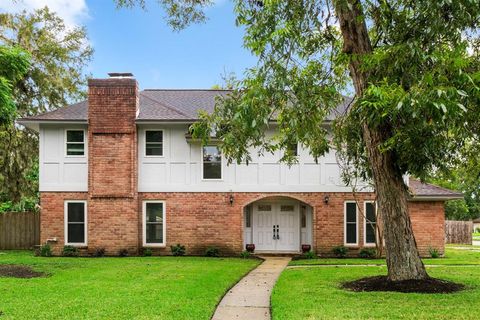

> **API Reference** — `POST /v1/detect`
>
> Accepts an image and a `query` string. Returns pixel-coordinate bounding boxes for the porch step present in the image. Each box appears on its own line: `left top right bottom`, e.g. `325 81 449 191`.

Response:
253 252 300 258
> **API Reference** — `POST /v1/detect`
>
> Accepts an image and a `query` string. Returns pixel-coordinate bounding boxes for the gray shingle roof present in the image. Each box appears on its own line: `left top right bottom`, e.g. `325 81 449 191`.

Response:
409 178 463 200
19 89 352 122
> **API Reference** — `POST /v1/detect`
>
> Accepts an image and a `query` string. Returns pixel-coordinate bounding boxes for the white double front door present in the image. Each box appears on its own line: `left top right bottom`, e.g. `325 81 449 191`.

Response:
252 201 300 252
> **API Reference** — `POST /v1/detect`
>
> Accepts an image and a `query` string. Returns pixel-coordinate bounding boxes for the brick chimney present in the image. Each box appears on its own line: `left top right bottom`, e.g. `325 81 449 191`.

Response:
87 73 139 254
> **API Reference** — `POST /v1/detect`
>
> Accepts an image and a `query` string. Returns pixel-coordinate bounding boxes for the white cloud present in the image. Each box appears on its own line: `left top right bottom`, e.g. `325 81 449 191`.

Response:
0 0 89 27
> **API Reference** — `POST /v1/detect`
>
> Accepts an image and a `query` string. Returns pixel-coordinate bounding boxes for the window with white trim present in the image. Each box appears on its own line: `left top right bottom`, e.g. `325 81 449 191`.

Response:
345 202 358 245
65 201 87 245
143 201 166 246
145 130 163 156
287 142 298 156
365 202 377 245
66 130 85 156
202 145 222 179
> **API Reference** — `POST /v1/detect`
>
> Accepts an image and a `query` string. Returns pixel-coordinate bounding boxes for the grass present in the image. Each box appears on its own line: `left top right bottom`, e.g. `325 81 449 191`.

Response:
271 265 480 319
0 251 260 320
473 232 480 241
290 245 480 266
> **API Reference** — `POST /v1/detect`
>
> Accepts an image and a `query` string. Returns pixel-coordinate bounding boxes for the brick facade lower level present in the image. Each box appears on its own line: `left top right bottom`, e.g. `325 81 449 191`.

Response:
40 192 445 257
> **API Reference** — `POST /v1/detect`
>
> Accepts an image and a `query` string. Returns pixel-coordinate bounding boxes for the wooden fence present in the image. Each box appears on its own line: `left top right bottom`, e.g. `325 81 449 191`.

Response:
445 220 473 244
0 212 40 250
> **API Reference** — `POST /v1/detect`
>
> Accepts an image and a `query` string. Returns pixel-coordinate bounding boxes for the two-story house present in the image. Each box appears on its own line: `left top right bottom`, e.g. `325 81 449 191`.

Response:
18 73 462 256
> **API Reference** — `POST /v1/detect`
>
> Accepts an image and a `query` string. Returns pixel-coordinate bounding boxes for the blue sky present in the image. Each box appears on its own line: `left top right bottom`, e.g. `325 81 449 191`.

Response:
0 0 257 89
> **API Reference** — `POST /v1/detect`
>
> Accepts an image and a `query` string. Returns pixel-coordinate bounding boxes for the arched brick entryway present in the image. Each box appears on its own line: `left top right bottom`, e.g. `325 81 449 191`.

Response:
241 195 314 253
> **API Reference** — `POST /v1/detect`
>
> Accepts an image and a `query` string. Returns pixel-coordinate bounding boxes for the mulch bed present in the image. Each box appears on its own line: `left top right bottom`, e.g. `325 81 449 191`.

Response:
0 264 46 278
342 276 465 294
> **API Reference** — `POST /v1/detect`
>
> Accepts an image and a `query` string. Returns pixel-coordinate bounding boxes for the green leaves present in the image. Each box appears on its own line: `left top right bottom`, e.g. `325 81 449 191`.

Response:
0 8 92 203
0 46 30 124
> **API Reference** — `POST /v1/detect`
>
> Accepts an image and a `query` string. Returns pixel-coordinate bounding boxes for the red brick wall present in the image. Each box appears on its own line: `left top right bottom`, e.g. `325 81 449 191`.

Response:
85 77 139 255
409 201 445 256
40 191 445 256
40 192 88 255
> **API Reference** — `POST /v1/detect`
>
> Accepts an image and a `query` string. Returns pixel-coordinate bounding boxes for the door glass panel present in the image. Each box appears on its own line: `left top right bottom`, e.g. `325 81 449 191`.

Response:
280 205 294 211
258 204 272 211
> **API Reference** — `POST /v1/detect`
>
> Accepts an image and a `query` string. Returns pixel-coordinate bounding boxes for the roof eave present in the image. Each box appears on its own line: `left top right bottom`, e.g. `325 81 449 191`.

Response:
409 194 464 202
17 119 88 132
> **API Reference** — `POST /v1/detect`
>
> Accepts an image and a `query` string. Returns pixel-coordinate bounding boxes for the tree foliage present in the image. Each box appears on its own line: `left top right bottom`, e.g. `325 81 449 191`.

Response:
0 46 30 124
115 0 214 30
0 8 93 203
428 143 480 220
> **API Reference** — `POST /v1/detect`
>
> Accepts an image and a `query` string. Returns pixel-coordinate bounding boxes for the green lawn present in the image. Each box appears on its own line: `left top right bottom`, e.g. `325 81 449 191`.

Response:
473 232 480 241
272 265 479 319
290 245 480 266
273 246 480 319
0 251 260 320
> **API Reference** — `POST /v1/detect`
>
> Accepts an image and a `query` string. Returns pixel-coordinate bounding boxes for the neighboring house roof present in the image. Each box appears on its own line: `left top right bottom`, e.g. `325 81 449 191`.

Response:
408 178 463 201
18 89 352 123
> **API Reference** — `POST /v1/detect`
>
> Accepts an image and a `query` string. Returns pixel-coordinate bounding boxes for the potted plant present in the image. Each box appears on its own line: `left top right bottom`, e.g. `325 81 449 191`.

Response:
246 244 255 253
301 244 311 253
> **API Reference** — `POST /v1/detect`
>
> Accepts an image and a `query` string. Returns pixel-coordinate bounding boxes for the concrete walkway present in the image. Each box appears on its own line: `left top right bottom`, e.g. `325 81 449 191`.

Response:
212 257 291 320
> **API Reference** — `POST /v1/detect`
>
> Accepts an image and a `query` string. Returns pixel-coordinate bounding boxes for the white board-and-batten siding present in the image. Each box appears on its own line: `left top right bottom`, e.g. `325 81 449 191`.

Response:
39 123 357 192
39 124 88 191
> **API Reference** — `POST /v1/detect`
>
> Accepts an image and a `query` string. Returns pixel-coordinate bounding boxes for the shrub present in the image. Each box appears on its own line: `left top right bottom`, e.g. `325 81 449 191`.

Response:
170 244 186 256
118 249 129 257
240 250 251 259
475 228 480 233
429 247 440 258
143 248 153 257
62 245 79 257
332 245 348 258
39 244 52 257
303 251 316 259
205 246 219 257
93 247 105 257
359 248 376 259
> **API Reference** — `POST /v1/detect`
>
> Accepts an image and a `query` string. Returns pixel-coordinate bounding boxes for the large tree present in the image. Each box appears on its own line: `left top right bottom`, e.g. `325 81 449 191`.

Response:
0 46 30 124
0 8 93 203
118 0 480 281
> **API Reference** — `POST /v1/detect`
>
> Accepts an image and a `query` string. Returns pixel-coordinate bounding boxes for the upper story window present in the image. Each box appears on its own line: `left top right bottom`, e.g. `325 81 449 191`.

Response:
344 201 358 245
287 142 298 156
202 145 222 180
364 202 377 245
145 130 163 156
65 201 87 246
66 130 85 156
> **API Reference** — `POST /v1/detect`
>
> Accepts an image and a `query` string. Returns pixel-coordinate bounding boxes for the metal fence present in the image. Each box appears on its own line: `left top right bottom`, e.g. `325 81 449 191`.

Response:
0 212 40 250
445 220 473 244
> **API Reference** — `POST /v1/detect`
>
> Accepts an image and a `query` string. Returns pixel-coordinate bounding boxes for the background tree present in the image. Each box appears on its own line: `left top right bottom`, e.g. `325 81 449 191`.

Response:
0 8 93 206
428 143 480 221
121 0 480 282
0 46 30 124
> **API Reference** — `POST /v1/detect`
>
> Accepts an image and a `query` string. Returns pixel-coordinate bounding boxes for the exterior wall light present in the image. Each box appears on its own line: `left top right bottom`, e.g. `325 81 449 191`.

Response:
324 195 330 205
229 193 234 206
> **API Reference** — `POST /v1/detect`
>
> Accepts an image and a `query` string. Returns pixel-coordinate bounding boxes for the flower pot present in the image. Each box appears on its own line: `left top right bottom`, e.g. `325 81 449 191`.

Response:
246 244 255 253
301 244 311 253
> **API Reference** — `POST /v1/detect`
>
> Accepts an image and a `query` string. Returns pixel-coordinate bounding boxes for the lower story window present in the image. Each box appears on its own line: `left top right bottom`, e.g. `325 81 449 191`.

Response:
345 202 358 245
365 202 377 245
65 201 87 246
143 201 166 246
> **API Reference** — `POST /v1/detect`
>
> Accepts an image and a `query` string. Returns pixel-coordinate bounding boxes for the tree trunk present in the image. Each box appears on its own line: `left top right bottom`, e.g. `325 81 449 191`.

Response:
334 0 428 281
